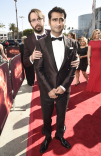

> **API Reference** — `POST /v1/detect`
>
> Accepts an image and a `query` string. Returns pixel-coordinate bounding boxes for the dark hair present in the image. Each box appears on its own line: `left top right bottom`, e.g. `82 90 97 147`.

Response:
28 9 45 23
48 7 66 20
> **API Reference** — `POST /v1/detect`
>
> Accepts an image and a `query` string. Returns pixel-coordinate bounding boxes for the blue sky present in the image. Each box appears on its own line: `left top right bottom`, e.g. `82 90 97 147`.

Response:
0 0 101 32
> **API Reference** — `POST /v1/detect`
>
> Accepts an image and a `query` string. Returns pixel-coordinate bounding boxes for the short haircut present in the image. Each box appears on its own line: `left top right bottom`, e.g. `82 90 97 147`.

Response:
21 36 27 43
28 9 45 23
92 29 101 39
80 36 88 46
48 6 66 20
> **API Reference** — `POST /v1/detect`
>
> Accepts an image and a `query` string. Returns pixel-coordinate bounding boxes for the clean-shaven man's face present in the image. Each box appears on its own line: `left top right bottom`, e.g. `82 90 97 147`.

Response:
30 12 45 33
49 12 65 36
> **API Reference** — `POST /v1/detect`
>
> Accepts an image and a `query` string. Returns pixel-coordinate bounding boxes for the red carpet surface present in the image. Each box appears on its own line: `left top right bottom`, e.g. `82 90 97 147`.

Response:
26 73 101 156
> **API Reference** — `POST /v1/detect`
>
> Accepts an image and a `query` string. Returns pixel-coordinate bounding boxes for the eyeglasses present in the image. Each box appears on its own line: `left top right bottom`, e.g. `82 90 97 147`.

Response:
30 18 43 23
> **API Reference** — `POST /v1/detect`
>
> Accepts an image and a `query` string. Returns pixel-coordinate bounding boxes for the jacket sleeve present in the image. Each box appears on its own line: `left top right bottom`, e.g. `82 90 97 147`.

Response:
34 41 53 94
23 39 33 67
61 40 78 90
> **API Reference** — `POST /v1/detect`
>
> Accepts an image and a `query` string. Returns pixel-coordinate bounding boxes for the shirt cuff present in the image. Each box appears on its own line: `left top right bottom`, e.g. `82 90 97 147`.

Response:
60 85 66 92
29 56 34 64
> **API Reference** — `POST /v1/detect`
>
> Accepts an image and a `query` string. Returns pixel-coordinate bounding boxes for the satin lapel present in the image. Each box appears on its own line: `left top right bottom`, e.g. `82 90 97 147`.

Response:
45 29 50 36
45 35 58 72
59 36 70 71
32 33 36 45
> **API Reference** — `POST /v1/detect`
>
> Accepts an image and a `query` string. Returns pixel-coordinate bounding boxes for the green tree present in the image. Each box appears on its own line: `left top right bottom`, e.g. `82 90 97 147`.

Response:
0 23 5 28
9 23 17 39
63 33 68 36
23 29 34 37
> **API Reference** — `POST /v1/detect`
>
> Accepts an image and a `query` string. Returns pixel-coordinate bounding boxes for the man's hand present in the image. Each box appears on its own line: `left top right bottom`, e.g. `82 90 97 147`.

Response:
55 86 65 94
71 54 80 68
48 88 58 99
30 47 42 61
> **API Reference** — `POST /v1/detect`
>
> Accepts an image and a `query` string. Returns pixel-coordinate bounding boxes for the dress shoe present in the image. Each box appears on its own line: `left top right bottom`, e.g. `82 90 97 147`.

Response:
75 81 80 86
39 137 51 153
55 135 71 149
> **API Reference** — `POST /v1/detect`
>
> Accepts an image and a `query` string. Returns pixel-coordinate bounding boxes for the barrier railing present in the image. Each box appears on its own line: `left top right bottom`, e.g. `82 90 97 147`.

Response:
7 47 20 58
9 54 25 110
0 63 13 135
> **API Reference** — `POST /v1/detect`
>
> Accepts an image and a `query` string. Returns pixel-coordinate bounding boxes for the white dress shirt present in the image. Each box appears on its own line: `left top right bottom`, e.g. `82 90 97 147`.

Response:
51 33 66 91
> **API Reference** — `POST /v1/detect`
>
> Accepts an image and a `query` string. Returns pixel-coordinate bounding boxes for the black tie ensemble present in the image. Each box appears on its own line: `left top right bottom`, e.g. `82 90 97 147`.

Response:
37 34 46 40
51 37 63 41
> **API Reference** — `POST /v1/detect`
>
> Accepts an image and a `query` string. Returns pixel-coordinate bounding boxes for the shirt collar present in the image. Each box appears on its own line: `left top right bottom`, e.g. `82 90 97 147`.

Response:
50 33 63 38
34 30 46 39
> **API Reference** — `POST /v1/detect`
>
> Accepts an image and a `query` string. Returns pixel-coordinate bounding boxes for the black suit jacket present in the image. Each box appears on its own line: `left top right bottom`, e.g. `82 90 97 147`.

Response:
35 34 78 94
23 29 50 67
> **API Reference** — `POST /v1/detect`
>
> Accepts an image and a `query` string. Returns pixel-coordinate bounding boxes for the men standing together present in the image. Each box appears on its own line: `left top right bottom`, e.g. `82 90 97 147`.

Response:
23 7 79 154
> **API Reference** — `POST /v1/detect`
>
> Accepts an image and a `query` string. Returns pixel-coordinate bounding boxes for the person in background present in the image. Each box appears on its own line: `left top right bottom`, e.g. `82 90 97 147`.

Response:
75 37 88 85
15 39 19 47
0 43 8 64
5 40 9 47
68 32 76 40
76 38 80 48
4 40 9 53
86 29 101 92
19 36 27 63
87 37 90 44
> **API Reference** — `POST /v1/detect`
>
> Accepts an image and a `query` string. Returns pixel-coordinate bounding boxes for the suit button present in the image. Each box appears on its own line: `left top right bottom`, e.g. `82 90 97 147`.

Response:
68 69 69 70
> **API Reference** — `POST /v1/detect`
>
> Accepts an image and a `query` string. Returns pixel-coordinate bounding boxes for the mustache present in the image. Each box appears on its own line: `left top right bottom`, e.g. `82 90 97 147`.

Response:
35 24 41 28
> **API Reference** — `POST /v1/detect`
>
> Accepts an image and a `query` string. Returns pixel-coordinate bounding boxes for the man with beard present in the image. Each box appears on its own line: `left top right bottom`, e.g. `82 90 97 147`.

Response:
23 9 50 86
23 9 79 86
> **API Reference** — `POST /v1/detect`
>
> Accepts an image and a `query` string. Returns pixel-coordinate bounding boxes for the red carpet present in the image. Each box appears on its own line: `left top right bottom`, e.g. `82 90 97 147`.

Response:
26 73 101 156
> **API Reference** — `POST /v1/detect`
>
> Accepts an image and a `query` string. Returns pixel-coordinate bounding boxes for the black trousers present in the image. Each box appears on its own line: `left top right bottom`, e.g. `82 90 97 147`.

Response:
24 65 35 85
40 92 70 139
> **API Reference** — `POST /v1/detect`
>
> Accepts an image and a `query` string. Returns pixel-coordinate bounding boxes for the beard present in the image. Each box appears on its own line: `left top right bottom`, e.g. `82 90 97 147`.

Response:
32 24 44 33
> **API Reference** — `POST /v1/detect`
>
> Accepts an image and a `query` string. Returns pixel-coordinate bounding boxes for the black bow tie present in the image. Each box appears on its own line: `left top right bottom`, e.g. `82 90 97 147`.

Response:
37 34 46 40
51 37 62 41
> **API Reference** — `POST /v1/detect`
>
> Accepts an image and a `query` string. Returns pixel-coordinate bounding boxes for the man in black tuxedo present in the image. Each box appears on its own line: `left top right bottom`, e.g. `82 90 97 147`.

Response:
23 8 79 134
23 9 50 86
23 8 78 86
35 7 79 153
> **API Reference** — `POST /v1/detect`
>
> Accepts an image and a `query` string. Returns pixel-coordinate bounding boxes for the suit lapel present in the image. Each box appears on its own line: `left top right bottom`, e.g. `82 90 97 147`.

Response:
59 36 71 70
45 29 50 36
32 33 36 45
45 35 58 72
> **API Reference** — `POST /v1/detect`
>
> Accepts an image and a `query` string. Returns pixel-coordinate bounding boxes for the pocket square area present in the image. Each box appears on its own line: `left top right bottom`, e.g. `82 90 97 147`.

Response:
70 47 73 49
